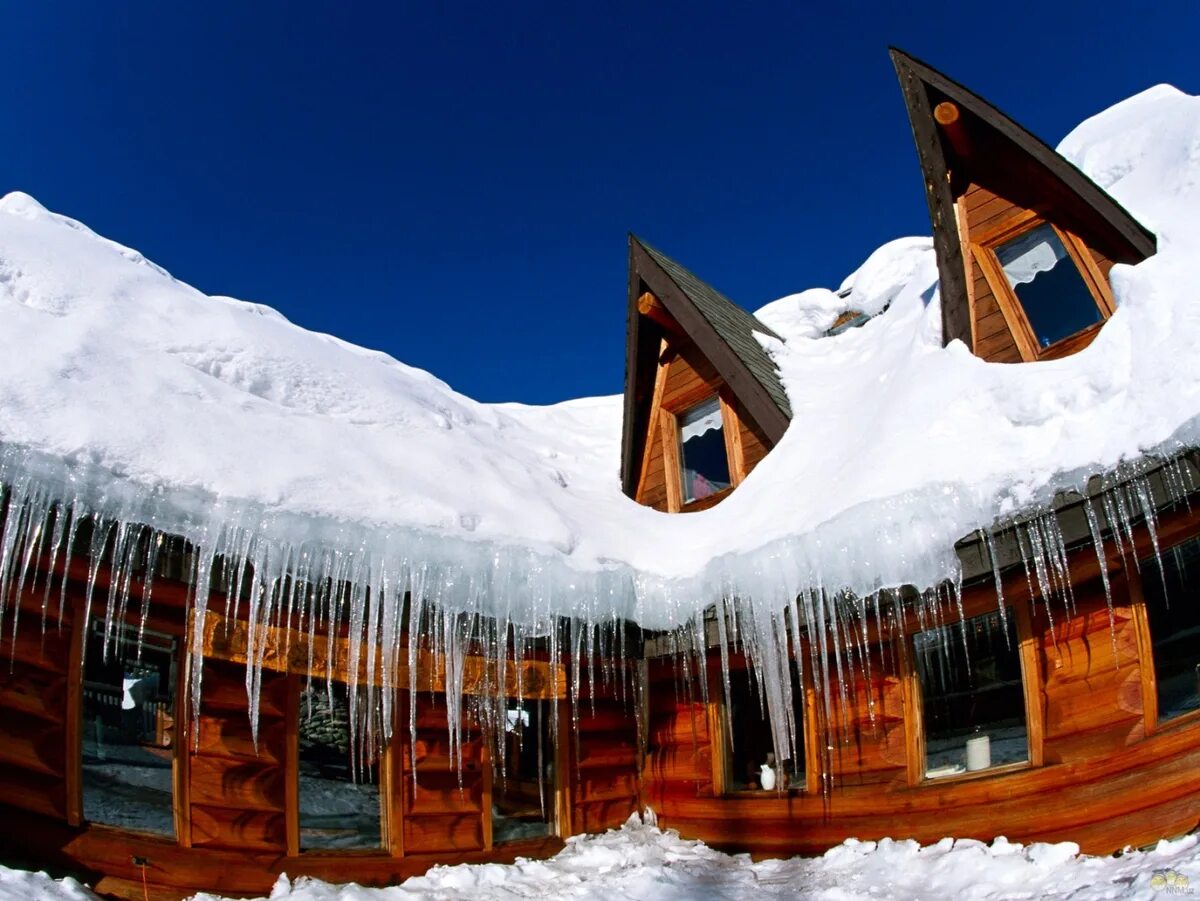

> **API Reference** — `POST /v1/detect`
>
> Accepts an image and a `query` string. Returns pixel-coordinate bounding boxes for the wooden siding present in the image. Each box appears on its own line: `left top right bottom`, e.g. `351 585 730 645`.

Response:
569 671 641 833
401 696 488 854
0 577 73 821
188 659 289 851
642 659 715 809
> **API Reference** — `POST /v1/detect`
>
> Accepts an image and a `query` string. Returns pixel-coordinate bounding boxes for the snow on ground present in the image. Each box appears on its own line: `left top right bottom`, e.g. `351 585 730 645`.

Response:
6 816 1200 900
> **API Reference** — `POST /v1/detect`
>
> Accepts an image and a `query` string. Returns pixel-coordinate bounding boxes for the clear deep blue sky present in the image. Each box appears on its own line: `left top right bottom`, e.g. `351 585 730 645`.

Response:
2 3 1197 404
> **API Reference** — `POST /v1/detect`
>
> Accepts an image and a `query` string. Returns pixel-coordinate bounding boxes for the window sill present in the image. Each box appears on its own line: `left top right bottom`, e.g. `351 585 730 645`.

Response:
1034 321 1105 361
680 487 734 513
721 786 807 798
917 759 1029 787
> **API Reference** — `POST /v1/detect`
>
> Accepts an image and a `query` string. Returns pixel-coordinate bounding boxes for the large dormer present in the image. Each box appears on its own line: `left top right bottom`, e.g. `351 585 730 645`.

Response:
892 49 1156 363
620 236 790 512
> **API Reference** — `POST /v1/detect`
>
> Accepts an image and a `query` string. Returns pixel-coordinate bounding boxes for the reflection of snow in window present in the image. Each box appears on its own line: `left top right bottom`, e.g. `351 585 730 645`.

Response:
995 224 1068 287
82 622 177 837
678 397 731 504
994 223 1102 349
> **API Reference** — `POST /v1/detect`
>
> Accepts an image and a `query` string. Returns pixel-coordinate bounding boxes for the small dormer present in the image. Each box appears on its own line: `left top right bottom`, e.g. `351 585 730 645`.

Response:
891 49 1156 363
620 237 790 512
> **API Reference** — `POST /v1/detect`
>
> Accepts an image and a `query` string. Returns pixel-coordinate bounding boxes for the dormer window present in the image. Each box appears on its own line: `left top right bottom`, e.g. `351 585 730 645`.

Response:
992 222 1107 351
975 215 1116 361
678 397 731 504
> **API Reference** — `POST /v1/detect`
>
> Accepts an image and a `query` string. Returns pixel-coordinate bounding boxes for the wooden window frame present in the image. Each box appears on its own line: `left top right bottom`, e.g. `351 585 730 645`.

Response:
902 600 1044 787
287 676 394 858
710 658 818 797
70 606 192 843
1128 532 1200 738
970 210 1116 363
661 389 744 514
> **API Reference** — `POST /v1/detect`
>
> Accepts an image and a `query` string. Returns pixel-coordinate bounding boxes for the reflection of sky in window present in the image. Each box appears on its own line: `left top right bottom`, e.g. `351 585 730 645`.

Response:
995 224 1101 348
679 397 730 503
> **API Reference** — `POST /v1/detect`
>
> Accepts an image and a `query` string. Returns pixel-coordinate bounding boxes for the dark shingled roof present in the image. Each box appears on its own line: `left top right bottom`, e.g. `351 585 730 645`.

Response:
636 239 792 420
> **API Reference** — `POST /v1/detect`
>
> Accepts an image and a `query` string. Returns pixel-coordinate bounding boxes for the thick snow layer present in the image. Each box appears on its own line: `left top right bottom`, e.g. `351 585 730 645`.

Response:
7 816 1200 900
2 85 1199 630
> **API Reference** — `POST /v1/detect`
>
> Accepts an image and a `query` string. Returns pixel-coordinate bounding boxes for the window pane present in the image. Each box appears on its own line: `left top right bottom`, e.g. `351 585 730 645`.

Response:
493 700 556 843
679 398 731 503
915 610 1027 778
82 622 177 837
1140 537 1200 721
995 223 1102 349
726 663 805 791
298 682 383 850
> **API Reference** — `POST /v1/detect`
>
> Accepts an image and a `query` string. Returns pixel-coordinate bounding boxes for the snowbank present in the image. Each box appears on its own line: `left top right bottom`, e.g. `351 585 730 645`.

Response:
8 816 1200 900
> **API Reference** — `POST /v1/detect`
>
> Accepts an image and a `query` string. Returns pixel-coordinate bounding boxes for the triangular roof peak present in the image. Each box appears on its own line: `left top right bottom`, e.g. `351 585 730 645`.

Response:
890 47 1156 351
620 235 790 498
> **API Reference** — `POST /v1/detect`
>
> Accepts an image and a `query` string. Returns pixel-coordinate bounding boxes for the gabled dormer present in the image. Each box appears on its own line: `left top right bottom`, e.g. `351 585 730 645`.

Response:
891 48 1156 363
620 236 790 512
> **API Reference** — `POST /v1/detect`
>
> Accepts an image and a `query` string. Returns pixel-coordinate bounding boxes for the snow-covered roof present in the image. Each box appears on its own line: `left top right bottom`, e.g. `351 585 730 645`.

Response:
2 85 1199 632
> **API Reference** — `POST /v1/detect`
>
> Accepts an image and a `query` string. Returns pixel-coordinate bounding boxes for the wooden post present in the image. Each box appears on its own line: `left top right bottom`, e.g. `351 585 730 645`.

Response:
659 409 683 513
284 673 300 857
1127 568 1160 737
1014 601 1045 768
64 595 85 828
174 627 193 846
553 698 573 838
481 740 494 851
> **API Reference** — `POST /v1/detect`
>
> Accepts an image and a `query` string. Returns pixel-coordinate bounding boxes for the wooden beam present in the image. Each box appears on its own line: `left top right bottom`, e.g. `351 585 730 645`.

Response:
718 394 746 487
637 292 685 336
199 612 568 701
934 101 971 159
634 340 670 505
658 408 683 513
1014 601 1045 768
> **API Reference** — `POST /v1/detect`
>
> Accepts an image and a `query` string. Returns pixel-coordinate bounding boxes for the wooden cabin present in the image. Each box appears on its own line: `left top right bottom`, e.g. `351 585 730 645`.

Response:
0 51 1196 901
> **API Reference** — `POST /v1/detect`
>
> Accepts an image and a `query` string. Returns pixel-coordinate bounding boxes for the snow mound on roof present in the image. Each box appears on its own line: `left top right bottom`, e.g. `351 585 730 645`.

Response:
1 86 1200 629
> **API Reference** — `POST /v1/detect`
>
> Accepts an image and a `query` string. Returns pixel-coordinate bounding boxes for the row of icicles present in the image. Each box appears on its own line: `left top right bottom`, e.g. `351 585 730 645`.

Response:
0 453 1193 798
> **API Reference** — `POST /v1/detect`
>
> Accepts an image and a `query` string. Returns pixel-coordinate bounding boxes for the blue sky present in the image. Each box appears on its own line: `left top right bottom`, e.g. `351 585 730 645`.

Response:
2 2 1197 404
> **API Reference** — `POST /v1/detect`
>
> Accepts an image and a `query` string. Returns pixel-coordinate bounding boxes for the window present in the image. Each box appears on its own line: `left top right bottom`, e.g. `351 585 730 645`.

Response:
993 223 1103 349
724 663 806 791
297 681 384 850
1140 537 1200 722
492 699 556 842
81 621 177 837
678 397 731 504
914 609 1028 778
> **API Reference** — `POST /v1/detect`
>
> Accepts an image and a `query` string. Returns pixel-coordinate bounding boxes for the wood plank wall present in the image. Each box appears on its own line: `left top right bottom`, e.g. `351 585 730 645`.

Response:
826 645 907 789
0 579 73 822
961 183 1115 364
642 658 715 810
569 672 641 833
401 695 488 854
1034 572 1146 764
188 659 289 851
